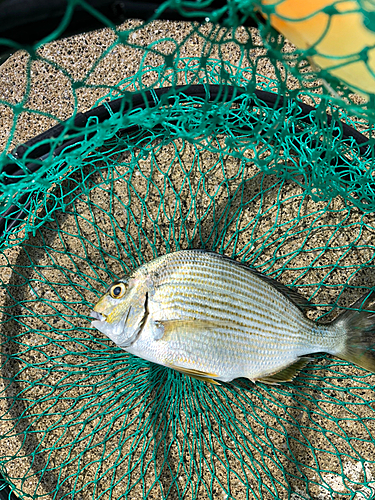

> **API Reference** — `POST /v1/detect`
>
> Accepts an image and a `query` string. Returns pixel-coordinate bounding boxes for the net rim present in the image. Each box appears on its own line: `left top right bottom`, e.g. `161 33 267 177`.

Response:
0 84 372 244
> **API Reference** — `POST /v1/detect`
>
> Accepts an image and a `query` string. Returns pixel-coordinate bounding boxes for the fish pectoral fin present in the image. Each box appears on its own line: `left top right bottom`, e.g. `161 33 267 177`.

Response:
152 318 223 341
166 362 220 385
256 357 313 385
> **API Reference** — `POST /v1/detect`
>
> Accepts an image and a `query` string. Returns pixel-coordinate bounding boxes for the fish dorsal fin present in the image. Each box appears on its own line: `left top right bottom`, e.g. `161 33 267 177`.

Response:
248 267 312 311
256 357 312 384
193 250 313 312
166 362 220 385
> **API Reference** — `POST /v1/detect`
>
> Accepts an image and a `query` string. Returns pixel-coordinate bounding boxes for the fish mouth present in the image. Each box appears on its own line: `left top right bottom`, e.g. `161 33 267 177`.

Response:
90 310 107 322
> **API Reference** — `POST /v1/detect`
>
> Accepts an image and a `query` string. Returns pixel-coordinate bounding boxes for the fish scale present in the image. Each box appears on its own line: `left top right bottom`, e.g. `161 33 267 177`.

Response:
91 249 375 384
155 270 291 318
157 276 283 314
154 284 304 341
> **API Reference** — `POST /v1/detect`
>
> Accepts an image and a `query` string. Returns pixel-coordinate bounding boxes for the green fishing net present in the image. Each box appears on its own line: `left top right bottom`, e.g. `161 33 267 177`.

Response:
1 1 375 499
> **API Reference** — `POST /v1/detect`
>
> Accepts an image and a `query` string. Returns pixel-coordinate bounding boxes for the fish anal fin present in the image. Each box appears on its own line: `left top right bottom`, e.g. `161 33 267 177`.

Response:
256 357 312 385
167 362 220 385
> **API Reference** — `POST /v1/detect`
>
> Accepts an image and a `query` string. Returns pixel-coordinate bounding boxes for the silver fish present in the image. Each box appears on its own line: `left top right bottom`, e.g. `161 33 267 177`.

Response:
90 249 375 384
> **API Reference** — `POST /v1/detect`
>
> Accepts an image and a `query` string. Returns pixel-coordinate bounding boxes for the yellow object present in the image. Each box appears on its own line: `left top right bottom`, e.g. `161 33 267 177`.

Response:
260 0 375 98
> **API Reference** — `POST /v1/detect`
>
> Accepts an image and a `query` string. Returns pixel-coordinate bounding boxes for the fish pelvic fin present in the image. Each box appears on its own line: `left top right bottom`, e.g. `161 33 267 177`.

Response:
256 357 313 385
333 291 375 373
166 362 221 385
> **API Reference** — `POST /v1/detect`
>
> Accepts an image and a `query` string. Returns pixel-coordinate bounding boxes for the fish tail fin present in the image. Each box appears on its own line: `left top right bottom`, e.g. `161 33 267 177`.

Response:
332 291 375 373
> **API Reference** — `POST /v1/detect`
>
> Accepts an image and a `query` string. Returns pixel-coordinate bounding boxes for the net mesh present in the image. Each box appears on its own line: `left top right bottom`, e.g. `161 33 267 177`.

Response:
1 1 375 499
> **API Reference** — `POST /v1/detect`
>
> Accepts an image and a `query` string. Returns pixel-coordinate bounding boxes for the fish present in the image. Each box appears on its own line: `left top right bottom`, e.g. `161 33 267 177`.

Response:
90 249 375 385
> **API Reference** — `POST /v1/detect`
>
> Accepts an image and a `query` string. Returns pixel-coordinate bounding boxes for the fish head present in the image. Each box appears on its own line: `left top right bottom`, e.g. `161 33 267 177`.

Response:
90 276 148 347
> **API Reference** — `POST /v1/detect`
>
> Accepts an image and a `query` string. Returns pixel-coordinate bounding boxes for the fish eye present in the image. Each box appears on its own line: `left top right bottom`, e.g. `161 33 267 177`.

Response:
110 283 126 299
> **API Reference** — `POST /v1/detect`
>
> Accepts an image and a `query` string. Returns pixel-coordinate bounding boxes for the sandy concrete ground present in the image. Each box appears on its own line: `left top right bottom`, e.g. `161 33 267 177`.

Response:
0 13 375 500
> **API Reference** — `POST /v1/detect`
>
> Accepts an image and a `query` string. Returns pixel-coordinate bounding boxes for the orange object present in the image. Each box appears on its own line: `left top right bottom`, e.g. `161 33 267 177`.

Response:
260 0 375 98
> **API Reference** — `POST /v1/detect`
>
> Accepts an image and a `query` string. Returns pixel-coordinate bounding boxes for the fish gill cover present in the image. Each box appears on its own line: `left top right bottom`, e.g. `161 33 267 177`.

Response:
0 0 375 499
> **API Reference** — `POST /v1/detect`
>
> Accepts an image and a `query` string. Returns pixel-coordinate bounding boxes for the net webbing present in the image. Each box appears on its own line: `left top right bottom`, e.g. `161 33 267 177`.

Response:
0 1 375 499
